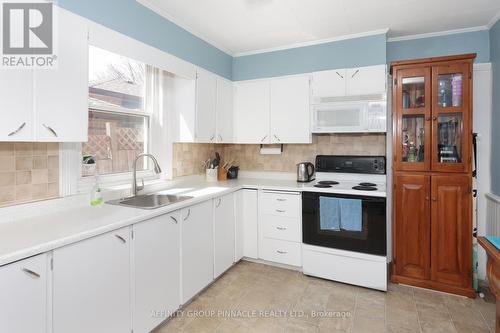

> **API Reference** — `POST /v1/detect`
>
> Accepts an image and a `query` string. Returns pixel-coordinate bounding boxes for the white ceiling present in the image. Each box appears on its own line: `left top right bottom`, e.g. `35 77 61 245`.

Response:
138 0 500 56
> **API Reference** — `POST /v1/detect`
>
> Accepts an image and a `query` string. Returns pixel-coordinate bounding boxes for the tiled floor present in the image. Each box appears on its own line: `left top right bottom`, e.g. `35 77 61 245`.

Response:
156 261 496 333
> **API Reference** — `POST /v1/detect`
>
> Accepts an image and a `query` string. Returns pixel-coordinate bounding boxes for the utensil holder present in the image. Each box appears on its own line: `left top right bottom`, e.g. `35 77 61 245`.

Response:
218 167 227 181
206 168 218 182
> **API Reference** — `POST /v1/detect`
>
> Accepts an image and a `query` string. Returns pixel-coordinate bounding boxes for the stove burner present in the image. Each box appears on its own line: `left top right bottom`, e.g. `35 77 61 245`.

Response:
314 184 332 188
359 182 376 187
318 180 339 185
352 185 377 191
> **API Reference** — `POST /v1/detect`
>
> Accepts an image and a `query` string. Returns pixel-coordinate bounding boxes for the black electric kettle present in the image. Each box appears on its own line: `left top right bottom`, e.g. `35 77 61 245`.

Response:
297 162 315 182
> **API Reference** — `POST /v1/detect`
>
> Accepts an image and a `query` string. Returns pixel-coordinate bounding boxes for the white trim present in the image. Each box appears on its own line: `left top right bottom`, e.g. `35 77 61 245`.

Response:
486 192 500 204
85 15 197 79
487 10 500 29
135 0 234 56
233 29 389 57
474 62 492 71
387 26 488 42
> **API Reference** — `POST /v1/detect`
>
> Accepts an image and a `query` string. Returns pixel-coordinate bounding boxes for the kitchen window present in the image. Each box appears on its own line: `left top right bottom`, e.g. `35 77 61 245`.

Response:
82 46 150 177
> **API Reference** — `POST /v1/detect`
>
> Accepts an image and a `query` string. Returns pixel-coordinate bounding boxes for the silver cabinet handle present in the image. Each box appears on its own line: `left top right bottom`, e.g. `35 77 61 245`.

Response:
276 198 286 202
21 268 40 278
42 124 58 137
115 235 126 243
276 226 287 231
216 198 222 208
273 134 281 142
170 216 178 224
276 250 287 254
8 122 26 136
351 69 360 78
261 134 268 142
335 71 344 79
183 209 191 221
276 209 285 213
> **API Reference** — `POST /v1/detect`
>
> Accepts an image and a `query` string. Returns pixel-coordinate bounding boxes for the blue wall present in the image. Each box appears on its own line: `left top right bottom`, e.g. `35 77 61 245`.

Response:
491 21 500 195
232 34 387 81
58 0 232 79
387 30 490 64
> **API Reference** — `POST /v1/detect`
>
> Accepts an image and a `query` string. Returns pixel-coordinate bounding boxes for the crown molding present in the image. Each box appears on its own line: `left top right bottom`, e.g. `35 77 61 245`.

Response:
387 26 489 43
233 29 389 57
487 10 500 29
136 0 235 56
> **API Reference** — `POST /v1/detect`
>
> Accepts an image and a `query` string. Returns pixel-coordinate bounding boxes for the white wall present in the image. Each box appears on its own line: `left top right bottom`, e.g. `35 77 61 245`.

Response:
473 63 492 280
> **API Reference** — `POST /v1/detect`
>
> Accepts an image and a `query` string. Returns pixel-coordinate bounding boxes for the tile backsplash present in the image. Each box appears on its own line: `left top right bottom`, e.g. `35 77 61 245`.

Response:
0 143 59 207
173 134 386 177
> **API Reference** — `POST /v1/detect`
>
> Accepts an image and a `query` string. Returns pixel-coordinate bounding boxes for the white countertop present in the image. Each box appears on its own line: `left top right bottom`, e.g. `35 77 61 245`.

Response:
0 175 386 267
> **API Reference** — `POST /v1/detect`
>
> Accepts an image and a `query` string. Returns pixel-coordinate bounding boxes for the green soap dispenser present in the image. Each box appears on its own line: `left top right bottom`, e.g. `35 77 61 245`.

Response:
90 175 103 206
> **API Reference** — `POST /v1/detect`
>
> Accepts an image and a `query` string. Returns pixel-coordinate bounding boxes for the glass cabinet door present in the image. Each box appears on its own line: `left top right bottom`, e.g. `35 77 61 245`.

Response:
431 64 471 172
395 67 431 171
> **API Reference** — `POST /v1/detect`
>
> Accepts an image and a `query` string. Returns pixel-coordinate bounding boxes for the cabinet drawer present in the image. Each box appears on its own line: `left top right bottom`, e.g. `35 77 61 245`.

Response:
260 191 301 218
261 214 301 242
260 238 301 267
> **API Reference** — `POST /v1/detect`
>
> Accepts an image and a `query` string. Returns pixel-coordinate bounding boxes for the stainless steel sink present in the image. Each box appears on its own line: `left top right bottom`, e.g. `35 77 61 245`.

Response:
107 194 193 210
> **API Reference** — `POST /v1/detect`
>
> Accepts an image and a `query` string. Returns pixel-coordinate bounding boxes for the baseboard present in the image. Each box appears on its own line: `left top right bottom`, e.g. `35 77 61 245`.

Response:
391 274 476 298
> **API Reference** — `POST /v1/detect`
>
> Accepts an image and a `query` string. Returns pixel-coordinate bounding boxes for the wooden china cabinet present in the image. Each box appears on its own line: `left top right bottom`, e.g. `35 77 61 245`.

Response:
390 54 476 297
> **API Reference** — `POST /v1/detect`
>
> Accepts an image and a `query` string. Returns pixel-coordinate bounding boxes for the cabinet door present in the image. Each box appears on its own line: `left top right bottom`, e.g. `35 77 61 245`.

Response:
214 194 235 278
181 200 214 303
53 228 130 333
270 75 311 143
311 69 346 97
234 81 270 143
235 189 259 259
196 69 217 143
431 63 471 173
0 70 34 141
133 212 180 333
394 67 432 171
346 65 386 96
393 174 430 280
0 254 48 333
216 78 234 143
35 8 88 142
430 175 472 288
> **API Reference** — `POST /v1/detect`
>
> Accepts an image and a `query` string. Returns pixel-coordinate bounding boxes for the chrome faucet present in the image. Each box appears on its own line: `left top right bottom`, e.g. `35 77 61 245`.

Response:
132 153 162 196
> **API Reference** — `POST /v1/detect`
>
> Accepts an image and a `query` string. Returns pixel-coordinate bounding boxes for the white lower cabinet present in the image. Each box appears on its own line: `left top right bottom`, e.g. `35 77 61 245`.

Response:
52 228 131 333
214 193 235 278
181 200 214 303
0 253 49 333
133 211 181 333
235 189 259 259
258 190 302 266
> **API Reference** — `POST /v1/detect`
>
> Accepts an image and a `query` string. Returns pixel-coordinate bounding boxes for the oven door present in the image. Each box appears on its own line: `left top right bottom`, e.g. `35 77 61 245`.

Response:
302 191 386 256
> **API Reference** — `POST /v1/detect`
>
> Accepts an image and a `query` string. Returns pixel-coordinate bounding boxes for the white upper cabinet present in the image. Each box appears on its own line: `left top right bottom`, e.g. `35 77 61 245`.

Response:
234 80 270 144
346 65 386 96
216 77 234 143
35 8 89 142
234 76 311 144
133 212 181 333
0 7 89 142
0 70 34 141
311 69 346 97
270 75 311 144
0 253 49 333
53 228 131 333
181 200 214 303
214 193 235 278
312 65 386 98
195 68 217 143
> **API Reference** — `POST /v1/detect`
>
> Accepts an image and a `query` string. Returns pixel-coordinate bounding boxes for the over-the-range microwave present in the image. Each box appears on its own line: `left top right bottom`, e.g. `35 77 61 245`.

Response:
311 98 387 133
